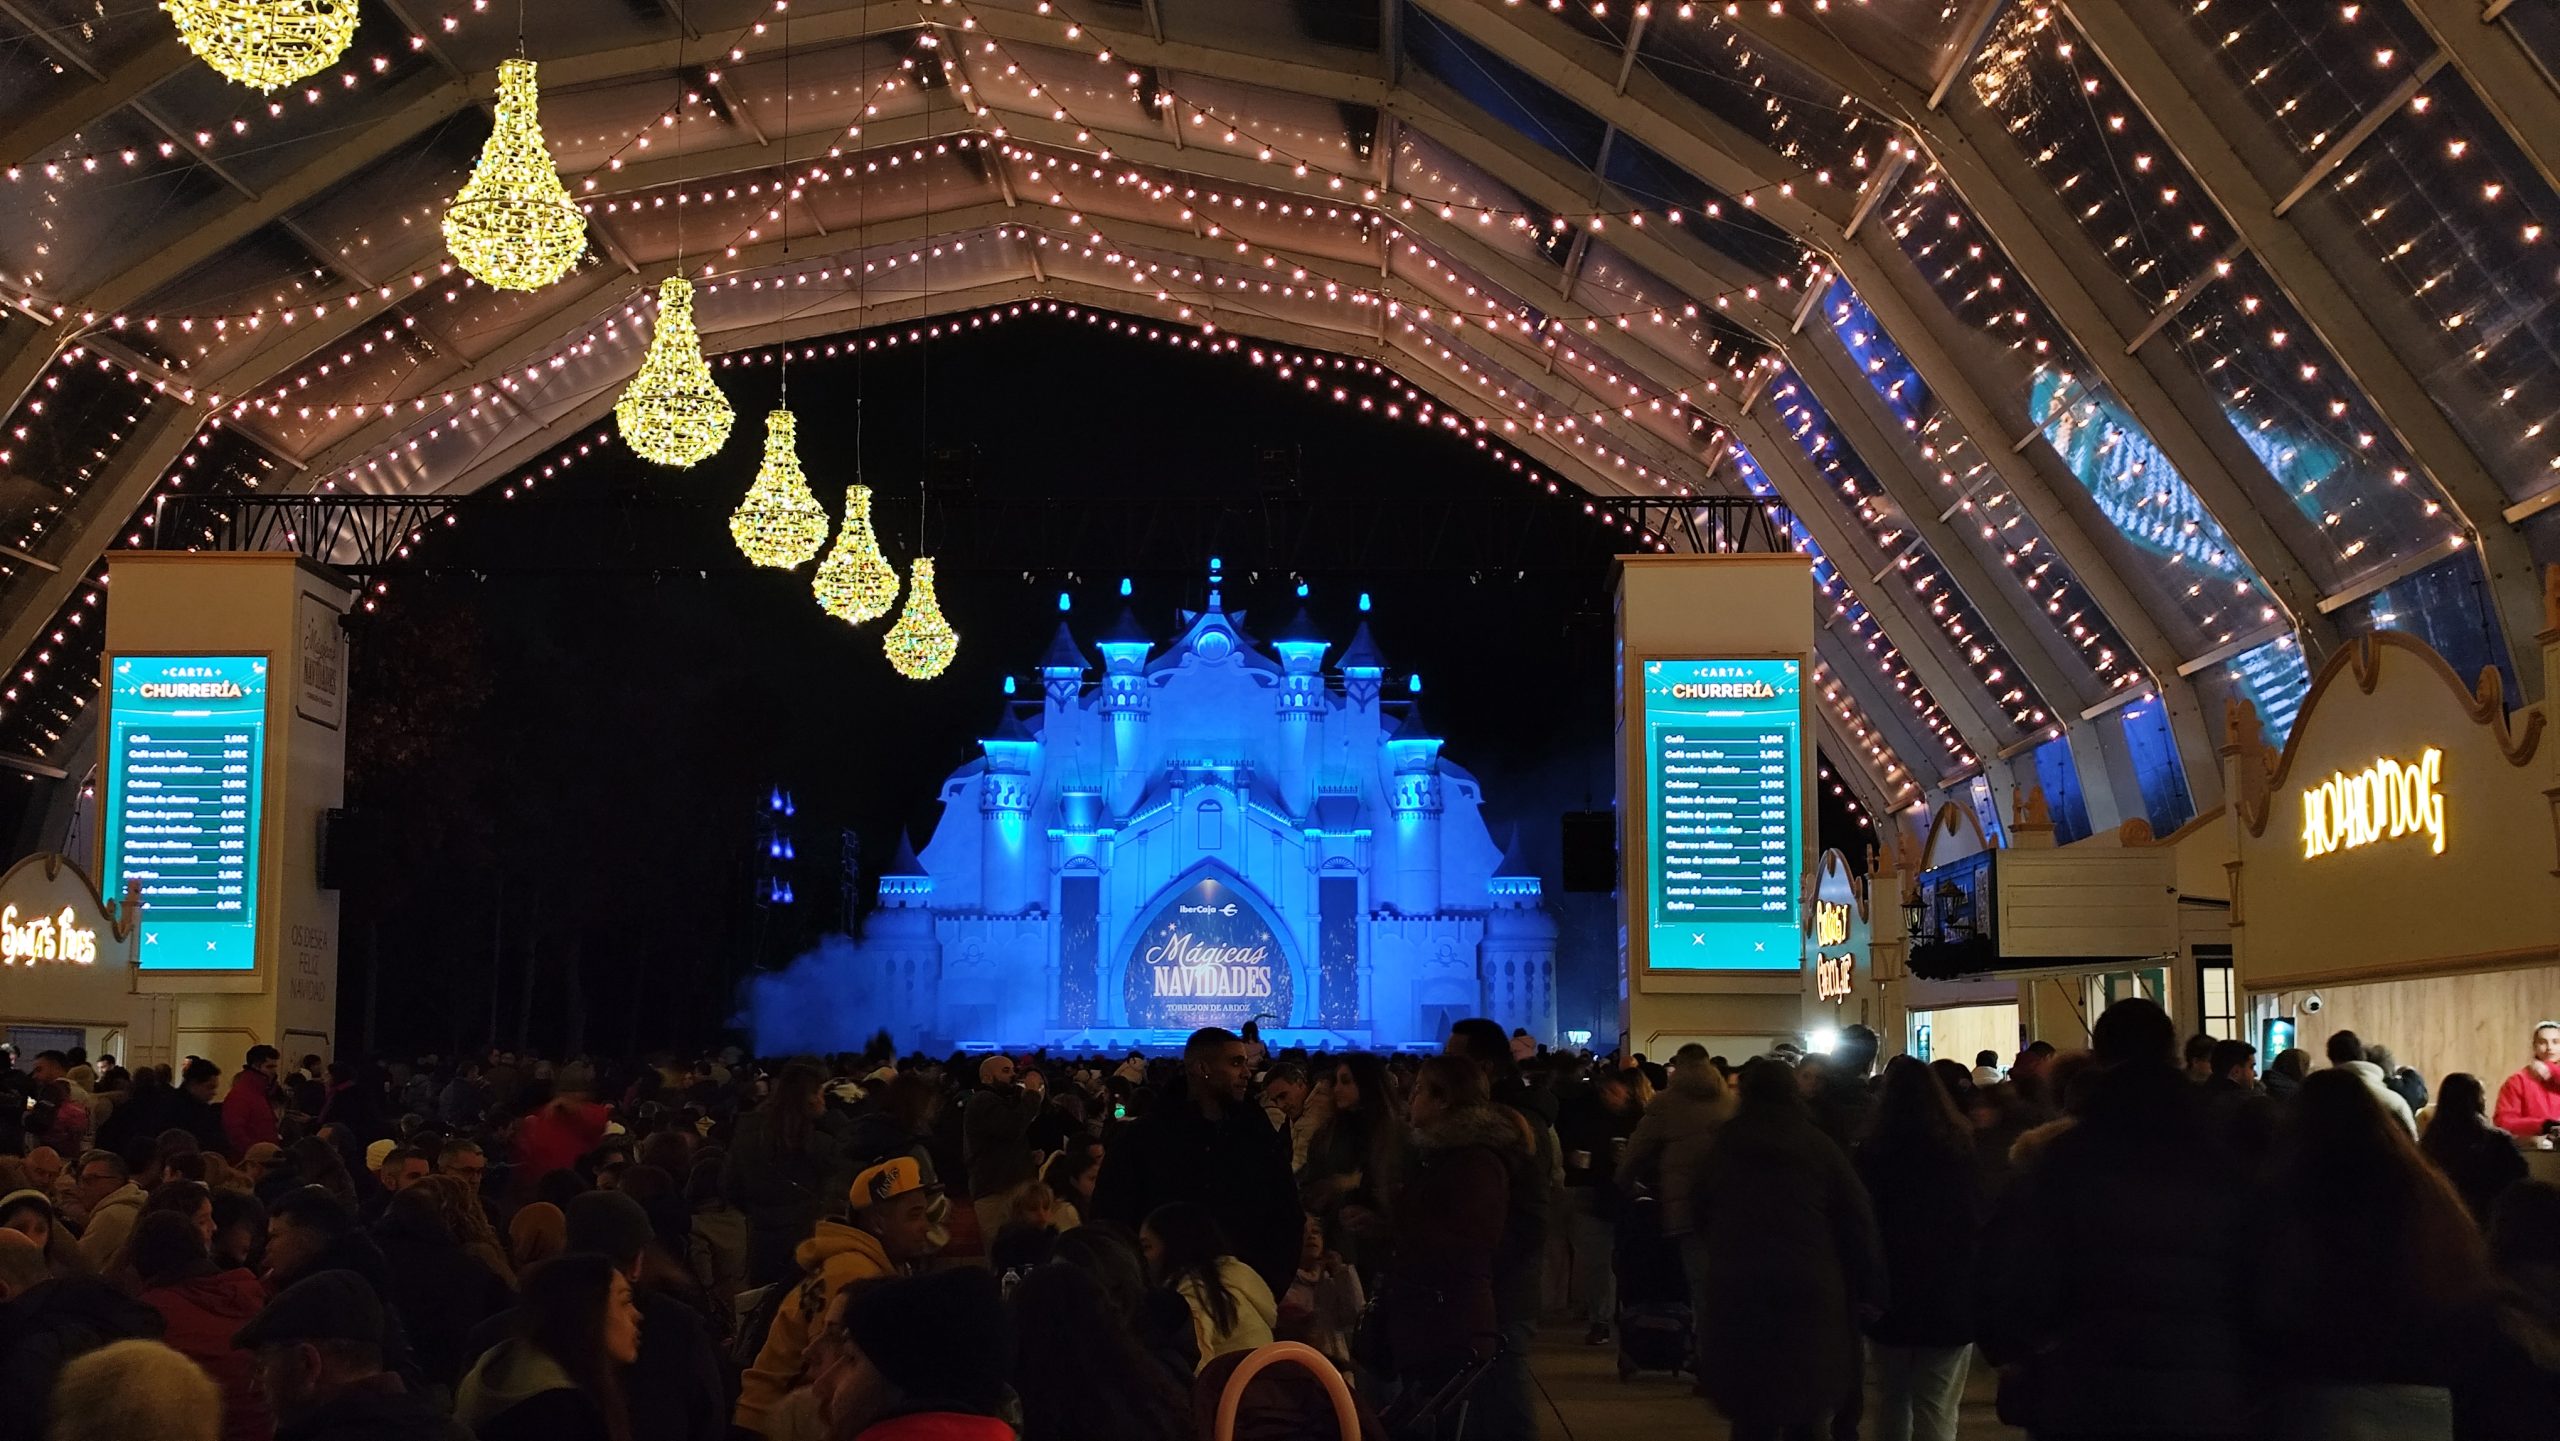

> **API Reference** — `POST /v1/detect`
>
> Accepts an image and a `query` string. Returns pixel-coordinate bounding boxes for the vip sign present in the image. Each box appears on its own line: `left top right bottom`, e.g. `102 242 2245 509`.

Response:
1 904 98 967
2300 747 2445 860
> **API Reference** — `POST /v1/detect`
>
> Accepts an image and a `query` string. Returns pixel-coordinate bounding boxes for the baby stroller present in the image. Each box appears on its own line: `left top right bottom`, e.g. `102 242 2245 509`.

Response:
1612 1189 1693 1381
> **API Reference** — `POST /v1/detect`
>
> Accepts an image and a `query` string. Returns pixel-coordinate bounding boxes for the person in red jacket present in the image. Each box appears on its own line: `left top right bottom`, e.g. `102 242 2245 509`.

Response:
222 1047 283 1161
2492 1020 2560 1138
132 1210 273 1441
514 1067 610 1194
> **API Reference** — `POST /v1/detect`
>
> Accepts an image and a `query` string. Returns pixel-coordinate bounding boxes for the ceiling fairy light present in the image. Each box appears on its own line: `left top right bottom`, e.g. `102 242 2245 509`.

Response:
161 0 359 91
812 485 901 624
883 556 958 680
730 409 830 569
615 277 733 466
444 59 588 292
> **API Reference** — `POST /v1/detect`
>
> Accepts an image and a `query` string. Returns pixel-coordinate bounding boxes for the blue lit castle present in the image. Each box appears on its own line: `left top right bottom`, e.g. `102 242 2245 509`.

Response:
747 561 1556 1053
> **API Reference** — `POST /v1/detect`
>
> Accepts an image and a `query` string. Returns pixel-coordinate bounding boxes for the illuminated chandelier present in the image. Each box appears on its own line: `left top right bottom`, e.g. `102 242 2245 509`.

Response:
443 59 588 293
162 0 358 91
812 485 902 623
729 409 831 569
615 277 733 467
883 556 959 680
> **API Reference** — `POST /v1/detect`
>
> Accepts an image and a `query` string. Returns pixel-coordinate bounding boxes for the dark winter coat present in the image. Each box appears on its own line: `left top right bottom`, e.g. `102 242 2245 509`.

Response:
100 1082 228 1155
374 1205 515 1389
1487 1074 1557 1330
1090 1085 1302 1298
0 1275 164 1441
1615 1065 1731 1236
141 1262 276 1441
1977 1062 2250 1438
275 1377 472 1441
961 1084 1043 1196
2421 1117 2528 1226
1691 1100 1885 1430
720 1103 853 1286
1555 1084 1642 1202
625 1287 729 1441
1384 1103 1526 1372
1854 1134 1982 1347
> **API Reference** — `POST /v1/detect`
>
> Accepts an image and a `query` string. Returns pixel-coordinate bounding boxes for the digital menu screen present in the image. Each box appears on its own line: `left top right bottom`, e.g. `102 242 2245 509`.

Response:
1642 657 1801 971
103 655 268 971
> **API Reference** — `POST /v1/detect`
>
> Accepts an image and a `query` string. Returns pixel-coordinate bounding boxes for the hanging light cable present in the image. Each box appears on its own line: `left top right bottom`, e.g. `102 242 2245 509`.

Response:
616 34 732 467
885 67 957 680
813 57 901 625
442 36 588 293
162 0 358 91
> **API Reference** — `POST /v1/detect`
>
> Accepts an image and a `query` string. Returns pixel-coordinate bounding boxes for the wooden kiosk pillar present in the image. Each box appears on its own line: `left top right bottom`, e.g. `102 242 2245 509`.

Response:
101 555 351 1065
1616 554 1816 1059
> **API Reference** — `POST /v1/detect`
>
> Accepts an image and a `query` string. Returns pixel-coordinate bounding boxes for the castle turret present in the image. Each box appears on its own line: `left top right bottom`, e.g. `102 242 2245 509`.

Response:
1097 602 1153 815
1484 826 1559 1042
1038 615 1089 710
979 706 1039 914
1385 702 1444 915
1338 616 1388 711
1272 601 1328 815
870 831 941 1045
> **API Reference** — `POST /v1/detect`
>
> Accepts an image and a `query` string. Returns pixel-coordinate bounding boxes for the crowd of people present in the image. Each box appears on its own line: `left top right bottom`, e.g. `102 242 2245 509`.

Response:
0 1009 2553 1441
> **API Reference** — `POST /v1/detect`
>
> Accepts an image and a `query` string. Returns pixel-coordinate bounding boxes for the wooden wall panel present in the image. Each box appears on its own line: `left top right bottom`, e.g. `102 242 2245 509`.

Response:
2253 965 2560 1096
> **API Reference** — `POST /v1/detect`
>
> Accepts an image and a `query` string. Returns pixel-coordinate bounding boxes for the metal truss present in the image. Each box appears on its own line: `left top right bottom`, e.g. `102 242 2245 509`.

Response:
144 492 1803 581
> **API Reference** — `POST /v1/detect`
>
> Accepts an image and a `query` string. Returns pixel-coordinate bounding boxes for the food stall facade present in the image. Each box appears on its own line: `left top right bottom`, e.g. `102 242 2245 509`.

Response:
0 852 177 1069
2222 586 2559 1093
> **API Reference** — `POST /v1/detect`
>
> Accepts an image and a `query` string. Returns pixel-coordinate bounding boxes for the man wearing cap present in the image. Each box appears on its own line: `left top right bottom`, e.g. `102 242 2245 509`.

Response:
234 1270 467 1441
734 1157 944 1437
823 1268 1014 1441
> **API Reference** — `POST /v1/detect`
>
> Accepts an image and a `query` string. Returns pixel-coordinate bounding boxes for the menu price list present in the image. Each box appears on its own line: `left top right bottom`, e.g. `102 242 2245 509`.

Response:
113 726 256 922
1653 724 1793 926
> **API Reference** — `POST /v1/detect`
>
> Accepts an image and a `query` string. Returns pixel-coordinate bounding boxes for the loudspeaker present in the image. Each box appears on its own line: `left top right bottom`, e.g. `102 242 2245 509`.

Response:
318 808 371 891
1560 810 1617 893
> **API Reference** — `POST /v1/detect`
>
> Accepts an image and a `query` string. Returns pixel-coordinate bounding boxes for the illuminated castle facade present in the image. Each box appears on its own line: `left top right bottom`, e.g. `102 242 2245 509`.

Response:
747 563 1556 1053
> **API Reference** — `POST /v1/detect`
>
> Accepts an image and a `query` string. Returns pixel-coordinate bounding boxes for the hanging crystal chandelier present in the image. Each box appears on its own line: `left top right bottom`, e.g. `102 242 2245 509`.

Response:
162 0 358 91
443 59 588 293
883 556 959 680
812 485 902 623
730 409 831 569
616 277 733 467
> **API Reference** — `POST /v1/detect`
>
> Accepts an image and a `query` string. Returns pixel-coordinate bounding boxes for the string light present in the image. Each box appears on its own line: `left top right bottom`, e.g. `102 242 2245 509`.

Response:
883 556 959 679
615 277 733 467
728 409 830 568
444 59 589 293
161 0 359 92
811 485 901 623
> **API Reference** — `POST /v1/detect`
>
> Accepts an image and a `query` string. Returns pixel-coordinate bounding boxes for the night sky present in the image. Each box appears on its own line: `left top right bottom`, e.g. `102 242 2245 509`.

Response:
330 310 1862 1055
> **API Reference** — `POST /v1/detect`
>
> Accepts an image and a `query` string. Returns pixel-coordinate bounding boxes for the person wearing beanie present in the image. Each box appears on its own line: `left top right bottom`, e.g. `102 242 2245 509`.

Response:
734 1158 944 1437
826 1269 1014 1441
233 1270 468 1441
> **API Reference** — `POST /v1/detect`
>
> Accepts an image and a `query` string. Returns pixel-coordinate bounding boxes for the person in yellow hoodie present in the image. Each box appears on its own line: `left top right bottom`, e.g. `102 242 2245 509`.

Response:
733 1157 942 1438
